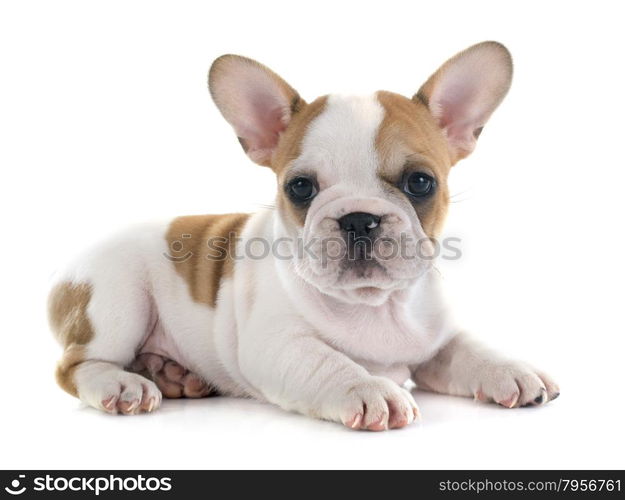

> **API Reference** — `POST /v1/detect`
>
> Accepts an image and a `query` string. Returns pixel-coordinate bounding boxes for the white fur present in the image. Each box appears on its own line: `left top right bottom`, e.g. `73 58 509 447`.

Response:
279 95 434 305
52 92 557 427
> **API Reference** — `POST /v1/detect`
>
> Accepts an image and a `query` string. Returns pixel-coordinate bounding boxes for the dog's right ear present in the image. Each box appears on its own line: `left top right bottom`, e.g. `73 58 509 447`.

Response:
209 55 304 167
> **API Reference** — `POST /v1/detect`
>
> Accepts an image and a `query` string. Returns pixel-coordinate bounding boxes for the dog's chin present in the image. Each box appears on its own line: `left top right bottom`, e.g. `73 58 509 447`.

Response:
302 265 413 306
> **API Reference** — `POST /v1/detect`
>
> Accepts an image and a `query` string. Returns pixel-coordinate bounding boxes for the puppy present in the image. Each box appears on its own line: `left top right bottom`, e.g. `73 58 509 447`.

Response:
48 41 558 430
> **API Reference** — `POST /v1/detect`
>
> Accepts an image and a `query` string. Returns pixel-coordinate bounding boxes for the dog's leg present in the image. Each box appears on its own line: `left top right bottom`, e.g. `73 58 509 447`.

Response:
412 333 559 407
238 319 419 430
49 281 162 415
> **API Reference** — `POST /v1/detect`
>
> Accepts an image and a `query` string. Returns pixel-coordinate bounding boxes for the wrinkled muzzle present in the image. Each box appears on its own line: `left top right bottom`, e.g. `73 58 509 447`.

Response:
294 196 435 305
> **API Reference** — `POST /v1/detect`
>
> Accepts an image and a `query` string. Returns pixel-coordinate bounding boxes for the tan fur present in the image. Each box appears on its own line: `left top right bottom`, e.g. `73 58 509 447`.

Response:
375 91 451 237
48 282 94 396
166 213 250 307
273 96 328 226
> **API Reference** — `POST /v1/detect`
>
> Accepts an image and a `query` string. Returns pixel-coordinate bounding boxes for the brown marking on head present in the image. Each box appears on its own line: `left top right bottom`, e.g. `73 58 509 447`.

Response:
375 91 452 237
165 213 250 306
273 95 328 228
48 282 94 396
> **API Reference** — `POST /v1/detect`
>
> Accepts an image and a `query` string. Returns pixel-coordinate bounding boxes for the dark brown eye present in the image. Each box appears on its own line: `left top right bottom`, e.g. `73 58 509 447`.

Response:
403 172 435 198
287 177 318 203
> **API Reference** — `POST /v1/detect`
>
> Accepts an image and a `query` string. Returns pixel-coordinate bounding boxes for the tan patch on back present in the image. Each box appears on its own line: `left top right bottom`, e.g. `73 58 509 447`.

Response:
48 282 94 396
272 96 328 227
166 213 250 307
375 91 452 237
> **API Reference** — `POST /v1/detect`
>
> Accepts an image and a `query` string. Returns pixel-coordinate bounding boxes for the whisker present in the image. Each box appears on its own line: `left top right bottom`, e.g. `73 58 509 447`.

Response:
450 190 470 199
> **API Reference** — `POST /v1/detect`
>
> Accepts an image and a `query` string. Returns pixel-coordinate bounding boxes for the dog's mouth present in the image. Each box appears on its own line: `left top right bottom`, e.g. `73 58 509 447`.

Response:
295 253 425 305
334 258 397 286
346 285 388 300
294 215 433 304
330 281 403 306
340 256 384 276
330 260 410 301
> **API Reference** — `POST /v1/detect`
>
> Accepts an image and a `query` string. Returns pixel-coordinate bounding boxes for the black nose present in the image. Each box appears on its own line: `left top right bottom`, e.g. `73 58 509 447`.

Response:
338 212 381 239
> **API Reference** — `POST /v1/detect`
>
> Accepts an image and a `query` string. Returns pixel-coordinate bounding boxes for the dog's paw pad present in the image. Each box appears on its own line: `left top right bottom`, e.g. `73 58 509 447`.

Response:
182 373 213 398
130 353 216 399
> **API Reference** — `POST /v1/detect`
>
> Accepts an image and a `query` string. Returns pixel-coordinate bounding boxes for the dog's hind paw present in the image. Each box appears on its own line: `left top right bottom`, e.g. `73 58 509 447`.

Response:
129 353 216 399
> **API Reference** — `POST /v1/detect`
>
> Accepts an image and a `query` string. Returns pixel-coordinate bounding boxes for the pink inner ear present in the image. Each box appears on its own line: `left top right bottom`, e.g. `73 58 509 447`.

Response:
433 71 489 137
210 56 297 165
239 88 289 152
432 88 482 155
425 44 512 159
437 85 479 129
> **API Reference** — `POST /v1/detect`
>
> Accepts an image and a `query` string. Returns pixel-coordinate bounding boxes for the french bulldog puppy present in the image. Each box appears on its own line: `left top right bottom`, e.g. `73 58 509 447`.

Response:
49 42 558 430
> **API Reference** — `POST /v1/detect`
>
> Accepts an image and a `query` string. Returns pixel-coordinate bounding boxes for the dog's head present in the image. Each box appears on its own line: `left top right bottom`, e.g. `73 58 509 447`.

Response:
209 42 512 305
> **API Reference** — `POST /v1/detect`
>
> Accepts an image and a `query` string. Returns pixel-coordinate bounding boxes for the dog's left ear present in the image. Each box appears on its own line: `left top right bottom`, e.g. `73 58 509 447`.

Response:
209 55 304 167
415 41 513 163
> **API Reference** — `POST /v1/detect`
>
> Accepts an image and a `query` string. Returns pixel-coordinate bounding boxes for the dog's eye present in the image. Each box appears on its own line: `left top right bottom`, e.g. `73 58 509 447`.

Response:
287 177 318 203
402 172 435 198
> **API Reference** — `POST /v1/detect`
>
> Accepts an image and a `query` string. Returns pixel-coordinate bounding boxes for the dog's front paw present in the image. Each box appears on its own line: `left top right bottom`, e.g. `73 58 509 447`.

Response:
332 377 419 431
473 362 559 408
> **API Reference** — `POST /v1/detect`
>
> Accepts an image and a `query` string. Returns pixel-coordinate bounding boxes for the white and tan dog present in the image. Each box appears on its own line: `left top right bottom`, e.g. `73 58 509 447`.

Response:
48 42 559 430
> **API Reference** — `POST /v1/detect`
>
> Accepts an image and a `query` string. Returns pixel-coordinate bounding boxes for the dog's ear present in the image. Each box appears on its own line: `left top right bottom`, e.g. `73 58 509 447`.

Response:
415 41 513 163
209 55 304 167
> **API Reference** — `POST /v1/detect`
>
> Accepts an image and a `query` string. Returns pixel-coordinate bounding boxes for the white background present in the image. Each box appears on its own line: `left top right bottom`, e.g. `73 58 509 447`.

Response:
1 0 624 469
